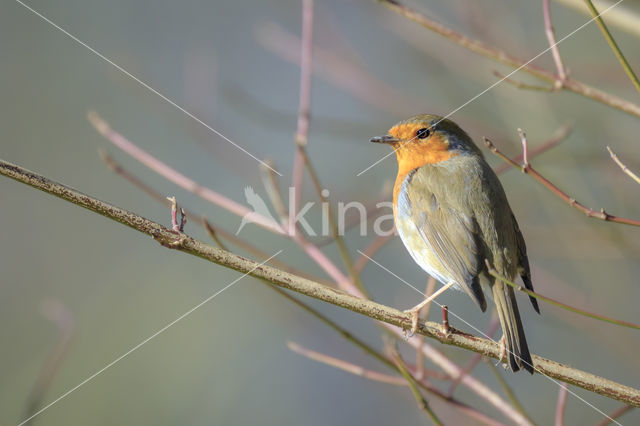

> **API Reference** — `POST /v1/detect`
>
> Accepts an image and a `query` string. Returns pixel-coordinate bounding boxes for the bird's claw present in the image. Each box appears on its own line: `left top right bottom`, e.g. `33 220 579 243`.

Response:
403 308 421 338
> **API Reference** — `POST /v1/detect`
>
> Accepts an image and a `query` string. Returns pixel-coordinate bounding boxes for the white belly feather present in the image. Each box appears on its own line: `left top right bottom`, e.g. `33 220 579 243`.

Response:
395 183 461 291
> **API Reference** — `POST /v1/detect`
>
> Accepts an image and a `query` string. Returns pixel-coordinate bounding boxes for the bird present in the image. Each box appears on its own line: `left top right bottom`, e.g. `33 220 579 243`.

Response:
370 114 540 373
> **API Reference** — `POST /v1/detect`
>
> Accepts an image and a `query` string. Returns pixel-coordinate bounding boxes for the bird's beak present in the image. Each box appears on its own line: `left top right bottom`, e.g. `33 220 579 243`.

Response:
370 134 399 145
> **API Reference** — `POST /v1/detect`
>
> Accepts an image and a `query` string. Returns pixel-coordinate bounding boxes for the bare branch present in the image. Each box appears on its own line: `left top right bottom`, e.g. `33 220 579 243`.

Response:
543 0 569 87
582 0 640 95
2 158 639 408
378 0 640 118
388 343 442 425
555 384 568 426
493 124 572 175
287 342 504 426
484 260 640 330
23 300 75 425
484 136 640 228
594 405 634 426
607 146 640 185
488 362 535 425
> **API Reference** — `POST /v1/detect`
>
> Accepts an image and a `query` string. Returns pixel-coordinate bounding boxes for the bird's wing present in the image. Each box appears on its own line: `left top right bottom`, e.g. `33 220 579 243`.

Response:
406 167 487 311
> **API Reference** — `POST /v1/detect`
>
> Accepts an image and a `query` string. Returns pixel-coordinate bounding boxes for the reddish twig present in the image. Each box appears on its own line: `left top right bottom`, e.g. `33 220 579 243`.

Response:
484 135 640 228
493 124 572 175
378 0 640 118
256 21 424 115
353 233 394 274
447 315 500 396
89 112 285 234
288 341 406 385
555 384 568 426
100 149 330 284
166 196 186 232
594 405 634 426
284 8 370 302
543 0 569 88
295 0 313 147
90 113 355 288
441 305 450 336
288 342 504 426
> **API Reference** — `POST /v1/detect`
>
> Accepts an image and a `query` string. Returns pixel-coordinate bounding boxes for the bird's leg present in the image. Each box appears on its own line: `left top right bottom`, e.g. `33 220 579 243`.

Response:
404 281 455 336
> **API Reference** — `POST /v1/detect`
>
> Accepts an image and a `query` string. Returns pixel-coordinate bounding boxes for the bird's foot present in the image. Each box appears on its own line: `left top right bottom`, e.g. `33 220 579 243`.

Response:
403 281 456 338
403 306 422 338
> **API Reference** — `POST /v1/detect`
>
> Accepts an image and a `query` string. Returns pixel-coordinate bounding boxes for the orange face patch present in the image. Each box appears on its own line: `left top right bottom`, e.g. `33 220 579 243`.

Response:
388 123 457 175
388 123 428 142
389 122 459 207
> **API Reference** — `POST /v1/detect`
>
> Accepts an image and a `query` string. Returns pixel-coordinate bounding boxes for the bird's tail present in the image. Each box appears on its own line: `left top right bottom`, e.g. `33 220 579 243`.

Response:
492 280 534 374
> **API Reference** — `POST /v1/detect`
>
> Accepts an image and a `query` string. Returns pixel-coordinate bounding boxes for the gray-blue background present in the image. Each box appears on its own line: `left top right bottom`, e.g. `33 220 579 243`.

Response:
1 0 639 424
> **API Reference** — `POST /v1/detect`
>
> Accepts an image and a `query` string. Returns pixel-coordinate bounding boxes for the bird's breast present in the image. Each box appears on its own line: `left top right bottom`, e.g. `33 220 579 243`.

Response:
394 177 452 286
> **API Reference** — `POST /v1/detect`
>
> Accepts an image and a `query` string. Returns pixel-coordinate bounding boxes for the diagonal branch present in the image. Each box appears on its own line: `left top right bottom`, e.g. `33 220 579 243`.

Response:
582 0 640 95
607 146 640 185
543 0 569 88
1 158 639 408
377 0 640 118
484 136 640 227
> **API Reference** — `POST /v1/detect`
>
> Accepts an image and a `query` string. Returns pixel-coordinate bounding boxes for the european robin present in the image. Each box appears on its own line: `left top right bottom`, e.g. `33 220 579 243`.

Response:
371 114 540 373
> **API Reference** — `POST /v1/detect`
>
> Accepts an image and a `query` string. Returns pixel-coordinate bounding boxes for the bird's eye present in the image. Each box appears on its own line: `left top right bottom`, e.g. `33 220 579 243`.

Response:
416 128 430 139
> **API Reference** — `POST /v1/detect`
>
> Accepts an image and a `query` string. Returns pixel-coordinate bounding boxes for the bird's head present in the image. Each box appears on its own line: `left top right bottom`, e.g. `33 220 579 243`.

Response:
370 114 482 175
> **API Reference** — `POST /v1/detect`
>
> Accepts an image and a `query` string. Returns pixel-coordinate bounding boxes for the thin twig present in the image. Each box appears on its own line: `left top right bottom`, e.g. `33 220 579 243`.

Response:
100 149 327 284
23 300 75 425
287 343 504 426
306 155 370 296
582 0 640 95
491 70 555 91
484 260 640 330
353 233 395 274
166 196 186 232
91 113 355 288
378 0 640 118
202 217 228 250
488 362 536 425
554 0 640 38
594 405 634 426
256 21 424 116
543 0 569 87
493 124 573 175
3 159 640 408
388 343 443 425
447 315 500 396
607 146 640 185
555 383 569 426
260 160 289 224
484 136 640 227
288 341 406 385
289 0 313 233
89 111 284 234
415 277 437 380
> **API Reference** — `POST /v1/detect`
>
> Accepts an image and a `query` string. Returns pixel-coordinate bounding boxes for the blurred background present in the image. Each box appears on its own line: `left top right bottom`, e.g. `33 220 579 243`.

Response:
1 0 639 424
